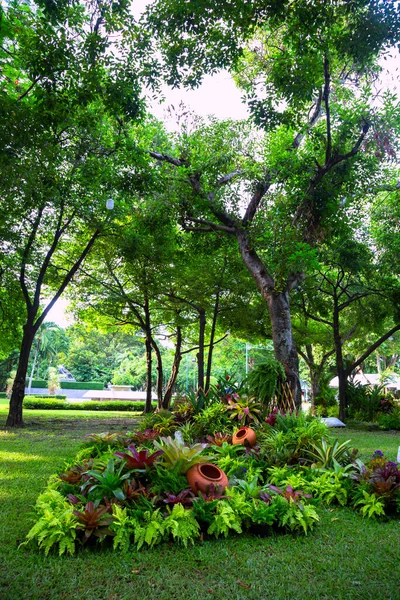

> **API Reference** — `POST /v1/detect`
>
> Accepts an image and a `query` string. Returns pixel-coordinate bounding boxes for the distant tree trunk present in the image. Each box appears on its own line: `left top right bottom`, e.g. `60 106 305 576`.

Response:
151 339 164 410
144 333 153 414
197 308 206 392
6 323 36 427
205 292 220 393
162 327 182 409
332 297 347 422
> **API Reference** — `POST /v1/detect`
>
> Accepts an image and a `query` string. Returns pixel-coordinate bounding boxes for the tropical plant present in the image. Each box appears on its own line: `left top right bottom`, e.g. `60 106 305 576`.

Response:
206 432 232 446
305 438 353 469
163 489 195 507
59 460 94 486
148 465 189 495
114 445 163 472
250 499 278 526
226 395 263 425
82 459 130 501
245 356 285 409
122 478 148 503
354 491 386 518
308 472 349 506
193 402 232 435
207 501 243 538
153 435 210 474
132 509 166 549
73 501 115 544
369 461 400 504
111 504 135 552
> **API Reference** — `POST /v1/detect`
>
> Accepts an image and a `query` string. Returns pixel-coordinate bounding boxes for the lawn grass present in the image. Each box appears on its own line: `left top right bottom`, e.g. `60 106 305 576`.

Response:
1 416 399 600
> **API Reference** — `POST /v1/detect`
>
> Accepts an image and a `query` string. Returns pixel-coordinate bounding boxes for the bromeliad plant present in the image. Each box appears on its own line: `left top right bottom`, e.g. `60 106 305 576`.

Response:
153 434 211 474
81 458 131 501
226 395 263 426
114 445 163 472
73 501 115 544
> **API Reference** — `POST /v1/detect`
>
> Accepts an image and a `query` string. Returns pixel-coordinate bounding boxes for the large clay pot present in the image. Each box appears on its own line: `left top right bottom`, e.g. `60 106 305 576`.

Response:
186 463 229 494
232 427 257 447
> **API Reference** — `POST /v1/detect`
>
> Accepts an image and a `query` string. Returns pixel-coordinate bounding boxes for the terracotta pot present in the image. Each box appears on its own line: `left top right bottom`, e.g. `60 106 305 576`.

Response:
186 462 229 494
232 427 257 447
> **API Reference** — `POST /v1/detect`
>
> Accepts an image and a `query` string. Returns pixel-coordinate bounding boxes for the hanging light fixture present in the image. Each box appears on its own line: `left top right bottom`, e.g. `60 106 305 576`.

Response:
106 198 114 210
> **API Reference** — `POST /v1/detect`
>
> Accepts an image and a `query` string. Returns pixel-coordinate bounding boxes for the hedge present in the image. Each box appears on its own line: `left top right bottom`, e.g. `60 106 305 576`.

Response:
60 381 104 390
25 379 48 388
25 380 104 390
0 392 7 398
22 398 155 412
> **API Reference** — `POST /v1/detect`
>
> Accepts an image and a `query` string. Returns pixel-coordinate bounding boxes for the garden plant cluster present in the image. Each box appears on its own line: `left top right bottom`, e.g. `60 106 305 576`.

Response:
25 378 400 555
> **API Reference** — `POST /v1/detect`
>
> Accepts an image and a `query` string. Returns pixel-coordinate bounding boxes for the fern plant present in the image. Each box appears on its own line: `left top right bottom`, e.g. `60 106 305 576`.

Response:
163 503 200 546
278 498 320 535
22 490 78 556
111 505 135 552
207 500 243 538
244 356 285 409
133 509 165 549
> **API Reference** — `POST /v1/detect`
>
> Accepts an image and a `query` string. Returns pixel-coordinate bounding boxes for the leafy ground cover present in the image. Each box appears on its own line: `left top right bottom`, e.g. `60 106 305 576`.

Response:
1 407 399 600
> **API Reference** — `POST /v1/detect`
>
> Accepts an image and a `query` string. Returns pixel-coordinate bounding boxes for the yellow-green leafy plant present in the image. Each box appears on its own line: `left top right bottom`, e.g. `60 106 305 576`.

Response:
163 503 200 546
22 490 78 556
153 434 211 474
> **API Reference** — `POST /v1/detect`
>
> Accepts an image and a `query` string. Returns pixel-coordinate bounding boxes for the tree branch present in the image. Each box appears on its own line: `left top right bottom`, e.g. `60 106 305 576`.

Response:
345 324 400 376
149 150 188 167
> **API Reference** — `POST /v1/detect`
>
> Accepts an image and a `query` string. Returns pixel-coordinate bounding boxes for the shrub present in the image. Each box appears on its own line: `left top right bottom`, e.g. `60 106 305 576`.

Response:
23 398 152 411
244 356 285 410
194 402 232 435
377 407 400 430
61 381 104 390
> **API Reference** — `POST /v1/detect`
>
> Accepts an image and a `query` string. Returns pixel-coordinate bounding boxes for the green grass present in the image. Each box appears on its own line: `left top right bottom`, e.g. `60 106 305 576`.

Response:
0 417 399 600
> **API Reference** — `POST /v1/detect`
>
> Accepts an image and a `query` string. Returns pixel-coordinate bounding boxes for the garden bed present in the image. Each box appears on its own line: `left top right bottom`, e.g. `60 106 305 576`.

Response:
23 396 400 555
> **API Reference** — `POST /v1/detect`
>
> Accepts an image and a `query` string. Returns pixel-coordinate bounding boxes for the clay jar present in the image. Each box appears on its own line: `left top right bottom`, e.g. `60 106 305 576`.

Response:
232 426 257 447
186 463 229 494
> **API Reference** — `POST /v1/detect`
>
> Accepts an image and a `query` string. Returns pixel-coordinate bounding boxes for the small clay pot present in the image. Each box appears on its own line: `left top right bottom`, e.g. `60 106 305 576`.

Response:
186 463 229 494
232 427 257 447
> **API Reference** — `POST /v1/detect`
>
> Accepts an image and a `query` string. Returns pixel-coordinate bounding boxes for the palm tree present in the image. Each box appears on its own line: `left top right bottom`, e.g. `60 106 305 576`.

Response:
27 322 66 394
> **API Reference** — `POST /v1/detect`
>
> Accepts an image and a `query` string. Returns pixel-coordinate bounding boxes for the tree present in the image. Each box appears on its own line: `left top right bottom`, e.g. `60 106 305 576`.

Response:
26 321 67 394
141 1 400 407
294 235 400 420
1 1 144 426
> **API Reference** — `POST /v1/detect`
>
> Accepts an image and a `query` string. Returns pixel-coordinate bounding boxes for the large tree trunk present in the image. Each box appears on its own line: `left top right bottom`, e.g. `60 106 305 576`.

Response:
6 324 36 427
266 291 301 409
236 229 301 409
162 327 182 409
